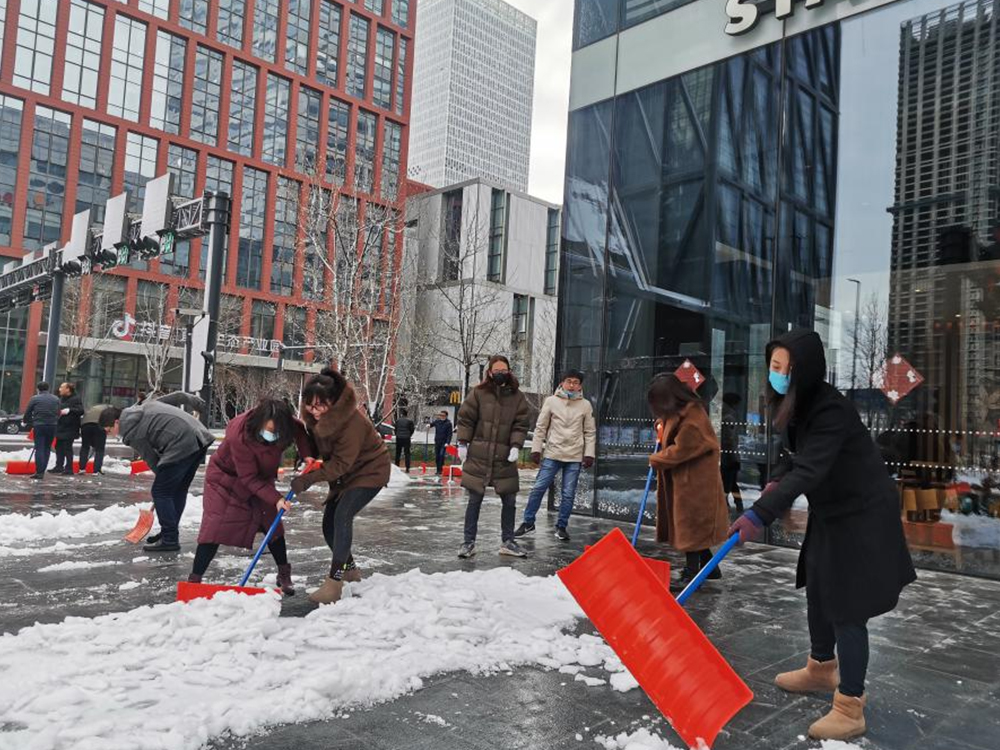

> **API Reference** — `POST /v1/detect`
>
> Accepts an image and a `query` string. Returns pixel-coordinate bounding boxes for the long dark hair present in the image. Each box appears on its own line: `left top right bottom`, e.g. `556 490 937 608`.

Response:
245 398 296 445
767 346 797 431
647 373 703 420
476 354 520 391
301 366 348 419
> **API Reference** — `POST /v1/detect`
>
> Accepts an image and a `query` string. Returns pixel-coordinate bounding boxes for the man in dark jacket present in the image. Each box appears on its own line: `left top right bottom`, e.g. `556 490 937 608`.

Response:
53 383 85 475
429 410 454 475
23 382 60 480
393 410 416 472
105 392 215 552
80 403 113 474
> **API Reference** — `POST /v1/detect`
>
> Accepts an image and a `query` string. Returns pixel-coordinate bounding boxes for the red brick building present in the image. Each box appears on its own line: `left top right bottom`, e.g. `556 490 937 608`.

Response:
0 0 414 414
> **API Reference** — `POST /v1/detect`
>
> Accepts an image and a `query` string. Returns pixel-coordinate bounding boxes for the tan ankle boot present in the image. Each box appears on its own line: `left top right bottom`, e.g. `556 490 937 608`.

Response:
808 690 866 740
343 568 362 583
308 577 344 604
775 657 840 693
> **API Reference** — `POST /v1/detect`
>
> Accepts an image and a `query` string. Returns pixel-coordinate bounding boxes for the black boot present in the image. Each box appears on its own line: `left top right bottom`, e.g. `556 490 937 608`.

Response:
700 549 722 580
144 538 180 552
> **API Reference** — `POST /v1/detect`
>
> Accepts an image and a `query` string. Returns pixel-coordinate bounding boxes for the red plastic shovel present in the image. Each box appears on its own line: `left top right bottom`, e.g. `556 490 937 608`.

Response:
6 449 36 475
558 529 752 749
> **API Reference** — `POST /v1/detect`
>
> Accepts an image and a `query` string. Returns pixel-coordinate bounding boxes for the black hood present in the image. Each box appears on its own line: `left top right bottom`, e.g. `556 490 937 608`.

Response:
766 329 827 402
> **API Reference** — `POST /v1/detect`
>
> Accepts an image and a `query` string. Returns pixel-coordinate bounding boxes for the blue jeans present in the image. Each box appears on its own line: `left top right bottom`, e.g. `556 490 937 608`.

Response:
523 459 582 529
434 442 448 473
150 449 205 545
33 425 56 476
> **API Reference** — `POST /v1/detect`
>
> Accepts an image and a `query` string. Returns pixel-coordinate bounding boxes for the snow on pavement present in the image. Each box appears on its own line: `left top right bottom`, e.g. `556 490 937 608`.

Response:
593 728 864 750
0 567 633 750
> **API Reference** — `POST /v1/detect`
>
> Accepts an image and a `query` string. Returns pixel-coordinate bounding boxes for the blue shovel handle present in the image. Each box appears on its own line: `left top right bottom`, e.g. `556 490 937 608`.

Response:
630 440 661 547
238 487 294 587
676 533 740 605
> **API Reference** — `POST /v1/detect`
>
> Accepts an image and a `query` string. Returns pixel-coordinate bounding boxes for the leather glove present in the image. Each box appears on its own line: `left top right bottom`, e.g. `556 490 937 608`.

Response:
530 452 542 465
507 447 519 463
458 444 468 463
290 474 313 495
728 509 765 545
582 456 594 469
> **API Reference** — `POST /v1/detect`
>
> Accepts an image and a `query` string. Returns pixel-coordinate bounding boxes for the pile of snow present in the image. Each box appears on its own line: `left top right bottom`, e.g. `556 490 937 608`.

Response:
594 729 863 750
387 463 413 489
0 447 55 470
0 568 633 749
0 539 119 559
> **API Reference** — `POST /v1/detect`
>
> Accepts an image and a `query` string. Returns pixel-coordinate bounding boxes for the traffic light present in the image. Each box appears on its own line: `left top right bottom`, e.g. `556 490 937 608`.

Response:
136 174 174 258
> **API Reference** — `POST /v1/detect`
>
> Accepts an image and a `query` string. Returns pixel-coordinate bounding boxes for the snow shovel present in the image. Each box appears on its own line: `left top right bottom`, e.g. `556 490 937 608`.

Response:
6 448 36 475
124 504 156 544
558 529 751 749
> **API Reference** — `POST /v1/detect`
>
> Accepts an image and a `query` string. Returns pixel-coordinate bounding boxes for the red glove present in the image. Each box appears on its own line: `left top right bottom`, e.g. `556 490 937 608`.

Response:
582 456 594 469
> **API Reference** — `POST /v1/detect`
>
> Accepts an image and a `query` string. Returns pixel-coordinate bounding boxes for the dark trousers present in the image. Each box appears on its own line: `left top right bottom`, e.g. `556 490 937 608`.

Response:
322 486 381 575
150 449 205 545
464 490 516 545
32 425 56 477
79 424 107 473
191 537 289 577
434 442 448 473
808 595 870 698
395 438 412 471
54 436 76 474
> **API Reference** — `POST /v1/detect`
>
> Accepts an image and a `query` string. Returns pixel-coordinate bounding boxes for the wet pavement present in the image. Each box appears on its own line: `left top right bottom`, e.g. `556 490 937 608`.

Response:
2 468 999 750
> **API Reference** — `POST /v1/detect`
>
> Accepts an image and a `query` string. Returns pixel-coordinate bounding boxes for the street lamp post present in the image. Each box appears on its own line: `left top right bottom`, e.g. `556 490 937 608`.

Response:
848 278 861 395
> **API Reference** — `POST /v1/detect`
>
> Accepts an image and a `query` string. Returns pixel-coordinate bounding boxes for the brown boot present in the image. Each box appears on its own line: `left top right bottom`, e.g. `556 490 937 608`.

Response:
276 564 295 596
808 690 866 740
775 656 840 694
343 567 362 583
308 577 344 604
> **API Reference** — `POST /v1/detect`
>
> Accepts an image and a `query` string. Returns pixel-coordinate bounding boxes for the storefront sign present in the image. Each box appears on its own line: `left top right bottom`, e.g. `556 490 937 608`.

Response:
725 0 833 36
219 334 282 354
110 314 177 342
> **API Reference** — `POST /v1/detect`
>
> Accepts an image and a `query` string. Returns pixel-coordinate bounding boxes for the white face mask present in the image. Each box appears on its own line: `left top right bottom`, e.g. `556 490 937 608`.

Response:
260 429 279 443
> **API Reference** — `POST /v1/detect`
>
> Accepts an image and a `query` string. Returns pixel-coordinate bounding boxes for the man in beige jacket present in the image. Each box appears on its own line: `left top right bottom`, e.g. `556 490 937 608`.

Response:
514 369 596 542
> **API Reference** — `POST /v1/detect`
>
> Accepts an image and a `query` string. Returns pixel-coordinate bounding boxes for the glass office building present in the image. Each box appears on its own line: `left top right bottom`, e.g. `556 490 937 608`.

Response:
558 0 1000 578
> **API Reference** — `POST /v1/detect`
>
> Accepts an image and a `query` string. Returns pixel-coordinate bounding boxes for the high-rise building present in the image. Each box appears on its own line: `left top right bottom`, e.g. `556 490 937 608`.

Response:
408 0 535 191
0 0 415 415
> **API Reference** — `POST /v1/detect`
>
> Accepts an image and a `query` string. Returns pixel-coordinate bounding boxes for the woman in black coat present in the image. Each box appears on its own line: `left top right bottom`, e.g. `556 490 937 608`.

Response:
729 329 916 741
54 382 85 475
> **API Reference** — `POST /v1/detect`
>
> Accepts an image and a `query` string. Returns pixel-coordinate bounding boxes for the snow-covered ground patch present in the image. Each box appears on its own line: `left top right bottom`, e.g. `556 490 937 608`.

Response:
594 728 864 750
0 568 630 750
0 540 119 559
37 560 123 573
387 464 412 488
0 447 54 470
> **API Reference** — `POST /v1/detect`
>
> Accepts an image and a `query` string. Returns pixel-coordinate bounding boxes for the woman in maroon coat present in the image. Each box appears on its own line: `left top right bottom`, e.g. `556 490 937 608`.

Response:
188 399 313 594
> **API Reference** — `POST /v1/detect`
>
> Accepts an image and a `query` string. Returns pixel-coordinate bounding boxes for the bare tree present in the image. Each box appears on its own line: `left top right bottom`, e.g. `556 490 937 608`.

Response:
58 276 120 379
132 282 184 394
843 292 889 430
520 300 559 413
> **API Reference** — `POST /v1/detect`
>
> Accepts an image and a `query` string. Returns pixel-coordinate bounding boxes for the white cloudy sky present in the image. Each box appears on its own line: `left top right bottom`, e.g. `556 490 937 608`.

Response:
505 0 575 205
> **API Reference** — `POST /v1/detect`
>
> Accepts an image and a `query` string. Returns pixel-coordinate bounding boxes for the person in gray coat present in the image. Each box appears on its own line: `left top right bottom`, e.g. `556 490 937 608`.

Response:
23 382 60 479
102 392 215 552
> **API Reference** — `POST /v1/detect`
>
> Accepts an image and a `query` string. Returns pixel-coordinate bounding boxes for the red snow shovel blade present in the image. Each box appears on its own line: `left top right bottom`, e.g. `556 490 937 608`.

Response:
585 544 671 589
131 460 151 474
123 506 155 544
176 581 274 602
558 528 753 749
6 461 36 475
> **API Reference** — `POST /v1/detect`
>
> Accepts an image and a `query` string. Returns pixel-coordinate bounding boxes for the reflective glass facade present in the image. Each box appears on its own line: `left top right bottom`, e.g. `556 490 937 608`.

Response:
561 0 1000 578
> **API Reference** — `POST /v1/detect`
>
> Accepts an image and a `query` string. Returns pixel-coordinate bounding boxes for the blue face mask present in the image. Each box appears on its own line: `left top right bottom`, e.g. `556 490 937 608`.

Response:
260 429 279 443
769 370 791 396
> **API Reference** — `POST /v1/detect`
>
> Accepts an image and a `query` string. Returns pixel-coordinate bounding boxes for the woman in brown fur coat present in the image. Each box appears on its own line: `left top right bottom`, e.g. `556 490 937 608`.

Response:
647 373 730 590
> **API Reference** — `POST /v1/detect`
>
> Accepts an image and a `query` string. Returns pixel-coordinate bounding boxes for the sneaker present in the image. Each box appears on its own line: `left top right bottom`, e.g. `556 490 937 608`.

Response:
554 526 570 542
458 543 476 559
499 540 527 558
513 522 535 537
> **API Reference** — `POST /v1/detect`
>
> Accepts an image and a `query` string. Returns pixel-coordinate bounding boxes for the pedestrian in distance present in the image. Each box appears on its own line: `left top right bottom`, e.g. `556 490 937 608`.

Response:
429 410 454 475
290 367 391 605
646 374 730 590
53 383 84 475
515 369 596 543
79 402 113 474
22 382 60 479
728 329 916 741
720 392 745 512
394 410 416 472
456 355 531 559
189 399 314 595
102 392 215 552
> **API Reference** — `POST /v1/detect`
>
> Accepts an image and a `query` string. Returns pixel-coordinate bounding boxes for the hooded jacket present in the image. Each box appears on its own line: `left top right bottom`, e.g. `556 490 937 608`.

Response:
530 389 596 463
752 329 916 622
118 398 215 471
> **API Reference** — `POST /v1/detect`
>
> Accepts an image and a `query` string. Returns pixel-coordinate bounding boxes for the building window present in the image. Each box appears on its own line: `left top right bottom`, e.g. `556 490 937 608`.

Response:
512 295 531 346
25 106 71 251
441 189 462 282
150 31 186 134
228 61 257 157
250 300 276 342
262 74 290 166
394 37 407 116
124 132 159 215
237 167 268 289
365 0 385 15
391 0 409 27
14 0 57 94
545 209 559 295
381 120 401 201
0 97 23 247
108 15 146 122
76 119 116 228
355 110 377 194
272 177 299 296
0 5 6 76
282 306 307 360
286 0 312 75
138 0 170 18
622 0 693 30
373 28 394 110
347 14 370 100
191 46 223 145
179 0 210 35
488 189 507 283
296 87 322 172
63 1 104 109
90 275 126 339
573 0 619 50
326 98 351 184
318 0 342 88
252 0 281 62
217 0 246 49
163 144 198 277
